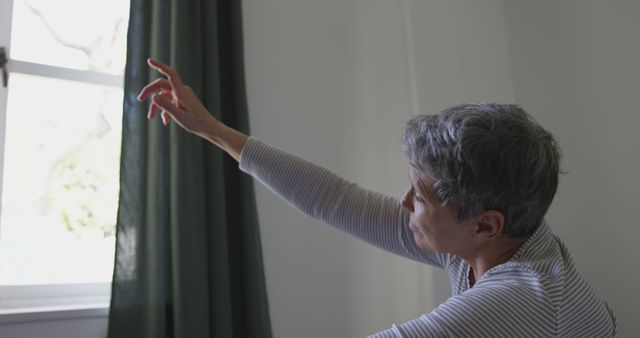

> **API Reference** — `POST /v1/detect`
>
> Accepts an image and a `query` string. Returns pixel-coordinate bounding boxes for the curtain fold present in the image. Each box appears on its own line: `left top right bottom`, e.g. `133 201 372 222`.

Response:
108 0 272 337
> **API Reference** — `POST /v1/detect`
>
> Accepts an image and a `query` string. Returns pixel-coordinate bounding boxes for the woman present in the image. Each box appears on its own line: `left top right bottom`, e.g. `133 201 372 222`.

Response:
138 58 617 337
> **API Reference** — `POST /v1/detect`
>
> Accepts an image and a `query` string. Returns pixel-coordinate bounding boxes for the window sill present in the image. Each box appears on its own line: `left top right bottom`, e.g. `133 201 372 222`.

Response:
0 303 109 324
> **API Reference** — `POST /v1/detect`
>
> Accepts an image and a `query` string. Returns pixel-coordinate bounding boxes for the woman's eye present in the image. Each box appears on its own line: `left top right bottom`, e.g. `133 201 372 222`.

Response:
413 194 425 203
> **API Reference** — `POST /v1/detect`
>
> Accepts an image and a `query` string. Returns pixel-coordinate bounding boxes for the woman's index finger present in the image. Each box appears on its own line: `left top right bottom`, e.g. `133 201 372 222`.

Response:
147 58 185 88
137 78 171 101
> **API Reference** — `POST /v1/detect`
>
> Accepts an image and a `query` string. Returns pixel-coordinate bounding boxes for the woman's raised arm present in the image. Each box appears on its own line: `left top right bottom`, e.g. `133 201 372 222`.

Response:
136 58 446 267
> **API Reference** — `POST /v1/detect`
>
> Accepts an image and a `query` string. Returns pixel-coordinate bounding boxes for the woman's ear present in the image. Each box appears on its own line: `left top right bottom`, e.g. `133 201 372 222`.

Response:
473 210 505 240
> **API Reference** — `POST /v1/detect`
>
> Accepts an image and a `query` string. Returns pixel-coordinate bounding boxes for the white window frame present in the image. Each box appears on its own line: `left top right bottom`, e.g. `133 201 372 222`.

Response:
0 0 124 318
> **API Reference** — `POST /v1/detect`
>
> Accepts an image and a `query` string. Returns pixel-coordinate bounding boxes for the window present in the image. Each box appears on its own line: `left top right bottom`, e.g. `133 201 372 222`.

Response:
0 0 129 310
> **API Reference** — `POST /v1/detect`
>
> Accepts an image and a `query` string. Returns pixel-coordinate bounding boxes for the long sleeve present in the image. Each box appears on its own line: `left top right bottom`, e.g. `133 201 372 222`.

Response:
368 276 557 338
239 137 449 267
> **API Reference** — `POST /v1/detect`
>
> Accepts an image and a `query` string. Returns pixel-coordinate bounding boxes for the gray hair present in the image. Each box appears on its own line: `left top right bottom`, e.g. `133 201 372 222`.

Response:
402 103 561 238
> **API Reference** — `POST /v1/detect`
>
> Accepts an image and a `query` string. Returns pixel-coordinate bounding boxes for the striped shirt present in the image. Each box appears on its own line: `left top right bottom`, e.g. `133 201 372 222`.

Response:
239 137 618 338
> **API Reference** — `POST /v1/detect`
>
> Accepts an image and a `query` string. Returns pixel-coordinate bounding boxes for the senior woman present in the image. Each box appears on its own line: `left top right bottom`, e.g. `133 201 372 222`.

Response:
138 59 617 338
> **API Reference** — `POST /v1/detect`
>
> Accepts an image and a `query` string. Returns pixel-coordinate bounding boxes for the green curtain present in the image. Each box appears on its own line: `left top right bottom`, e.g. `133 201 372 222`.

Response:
107 0 272 337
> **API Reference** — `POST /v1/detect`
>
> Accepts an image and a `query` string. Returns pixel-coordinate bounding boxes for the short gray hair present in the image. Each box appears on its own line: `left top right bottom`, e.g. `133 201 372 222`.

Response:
402 103 560 238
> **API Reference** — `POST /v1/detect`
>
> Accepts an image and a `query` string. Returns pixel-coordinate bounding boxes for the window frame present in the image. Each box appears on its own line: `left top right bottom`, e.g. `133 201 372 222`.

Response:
0 0 13 217
0 283 111 312
0 0 124 315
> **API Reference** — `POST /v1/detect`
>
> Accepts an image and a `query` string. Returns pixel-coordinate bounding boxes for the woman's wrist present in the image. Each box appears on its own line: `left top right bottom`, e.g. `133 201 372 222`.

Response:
203 120 248 162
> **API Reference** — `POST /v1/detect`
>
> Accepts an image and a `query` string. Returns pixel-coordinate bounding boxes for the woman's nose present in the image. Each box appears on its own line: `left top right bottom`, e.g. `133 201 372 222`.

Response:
401 188 414 212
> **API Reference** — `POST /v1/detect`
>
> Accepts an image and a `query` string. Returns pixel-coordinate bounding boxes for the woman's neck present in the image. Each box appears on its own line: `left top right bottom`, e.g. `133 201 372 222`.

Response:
464 236 528 287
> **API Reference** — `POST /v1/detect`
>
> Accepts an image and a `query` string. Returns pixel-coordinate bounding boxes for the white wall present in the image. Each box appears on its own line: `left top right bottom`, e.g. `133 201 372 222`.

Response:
504 1 640 336
242 0 513 336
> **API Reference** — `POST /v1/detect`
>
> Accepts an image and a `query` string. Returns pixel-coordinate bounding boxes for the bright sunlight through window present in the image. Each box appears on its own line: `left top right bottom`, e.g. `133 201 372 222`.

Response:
0 0 129 286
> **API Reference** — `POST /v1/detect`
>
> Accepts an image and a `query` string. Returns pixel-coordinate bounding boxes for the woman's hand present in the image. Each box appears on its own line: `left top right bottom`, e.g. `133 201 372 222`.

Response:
136 58 248 161
137 58 219 139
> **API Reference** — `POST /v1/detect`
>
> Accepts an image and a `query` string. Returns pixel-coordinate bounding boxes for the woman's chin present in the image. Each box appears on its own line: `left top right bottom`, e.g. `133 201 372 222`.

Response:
413 233 432 251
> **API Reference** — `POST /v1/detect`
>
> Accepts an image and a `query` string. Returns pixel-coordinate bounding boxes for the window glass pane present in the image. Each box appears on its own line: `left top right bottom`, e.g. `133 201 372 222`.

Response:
10 0 130 75
0 73 122 285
